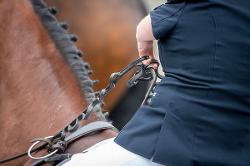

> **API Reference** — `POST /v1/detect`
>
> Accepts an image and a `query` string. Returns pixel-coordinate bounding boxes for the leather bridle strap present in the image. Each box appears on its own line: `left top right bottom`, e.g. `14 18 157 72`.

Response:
28 121 116 166
27 121 116 159
65 121 117 144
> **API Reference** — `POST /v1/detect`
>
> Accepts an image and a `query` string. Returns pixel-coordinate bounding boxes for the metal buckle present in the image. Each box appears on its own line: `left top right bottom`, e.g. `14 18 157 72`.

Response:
28 136 58 160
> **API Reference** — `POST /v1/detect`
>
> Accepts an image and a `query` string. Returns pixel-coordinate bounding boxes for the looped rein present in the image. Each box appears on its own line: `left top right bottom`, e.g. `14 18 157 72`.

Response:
0 56 163 165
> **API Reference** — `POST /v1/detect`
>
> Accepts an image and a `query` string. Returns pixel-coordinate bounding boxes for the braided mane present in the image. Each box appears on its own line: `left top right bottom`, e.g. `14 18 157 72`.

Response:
32 0 96 104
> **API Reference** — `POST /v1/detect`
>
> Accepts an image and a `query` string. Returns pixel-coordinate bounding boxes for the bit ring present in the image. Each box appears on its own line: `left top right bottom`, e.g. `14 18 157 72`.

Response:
28 136 58 160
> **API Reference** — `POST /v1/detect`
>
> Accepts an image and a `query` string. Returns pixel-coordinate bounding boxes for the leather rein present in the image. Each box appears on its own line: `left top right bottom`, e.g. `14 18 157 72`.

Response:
0 56 163 165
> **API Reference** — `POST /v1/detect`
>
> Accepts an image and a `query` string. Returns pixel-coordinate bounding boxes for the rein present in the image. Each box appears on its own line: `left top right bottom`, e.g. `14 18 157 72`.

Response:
0 56 163 165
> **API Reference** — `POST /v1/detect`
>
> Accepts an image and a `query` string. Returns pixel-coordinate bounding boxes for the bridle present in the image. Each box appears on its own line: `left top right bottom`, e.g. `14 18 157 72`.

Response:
0 56 163 165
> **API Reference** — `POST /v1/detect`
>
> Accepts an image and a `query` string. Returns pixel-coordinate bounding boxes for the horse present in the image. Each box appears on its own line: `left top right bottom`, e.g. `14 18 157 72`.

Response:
43 0 150 129
0 0 118 165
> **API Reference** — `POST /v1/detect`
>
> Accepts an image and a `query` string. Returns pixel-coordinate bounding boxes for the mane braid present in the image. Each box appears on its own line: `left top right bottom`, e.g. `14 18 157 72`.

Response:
31 0 95 104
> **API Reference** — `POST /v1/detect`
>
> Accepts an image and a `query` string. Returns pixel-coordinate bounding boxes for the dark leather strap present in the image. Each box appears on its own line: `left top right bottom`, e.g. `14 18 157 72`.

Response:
65 121 117 143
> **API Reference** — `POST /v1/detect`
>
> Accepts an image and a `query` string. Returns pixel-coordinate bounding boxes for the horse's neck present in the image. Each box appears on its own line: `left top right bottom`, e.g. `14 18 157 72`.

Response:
0 0 90 163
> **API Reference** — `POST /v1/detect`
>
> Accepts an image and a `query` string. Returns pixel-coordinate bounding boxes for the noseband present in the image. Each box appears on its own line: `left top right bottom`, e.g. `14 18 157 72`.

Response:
0 56 163 165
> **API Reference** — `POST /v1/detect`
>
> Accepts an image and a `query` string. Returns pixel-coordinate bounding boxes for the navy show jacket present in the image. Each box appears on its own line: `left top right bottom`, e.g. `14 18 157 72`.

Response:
115 0 250 165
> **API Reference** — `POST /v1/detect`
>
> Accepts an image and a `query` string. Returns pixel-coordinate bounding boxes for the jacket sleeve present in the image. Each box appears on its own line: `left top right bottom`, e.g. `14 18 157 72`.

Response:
150 1 186 40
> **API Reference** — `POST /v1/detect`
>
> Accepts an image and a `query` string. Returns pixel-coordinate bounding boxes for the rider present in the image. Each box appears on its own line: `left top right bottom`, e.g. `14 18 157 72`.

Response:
62 0 250 165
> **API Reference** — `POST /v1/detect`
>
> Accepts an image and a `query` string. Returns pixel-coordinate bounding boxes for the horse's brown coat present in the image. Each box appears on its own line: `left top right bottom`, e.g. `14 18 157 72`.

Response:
0 0 116 165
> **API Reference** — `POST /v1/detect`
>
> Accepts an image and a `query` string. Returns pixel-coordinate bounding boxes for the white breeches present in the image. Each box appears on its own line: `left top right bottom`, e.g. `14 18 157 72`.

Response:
62 137 164 166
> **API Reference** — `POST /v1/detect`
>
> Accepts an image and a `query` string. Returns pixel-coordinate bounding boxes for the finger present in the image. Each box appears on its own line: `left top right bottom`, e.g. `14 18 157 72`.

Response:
142 59 151 66
151 64 158 70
